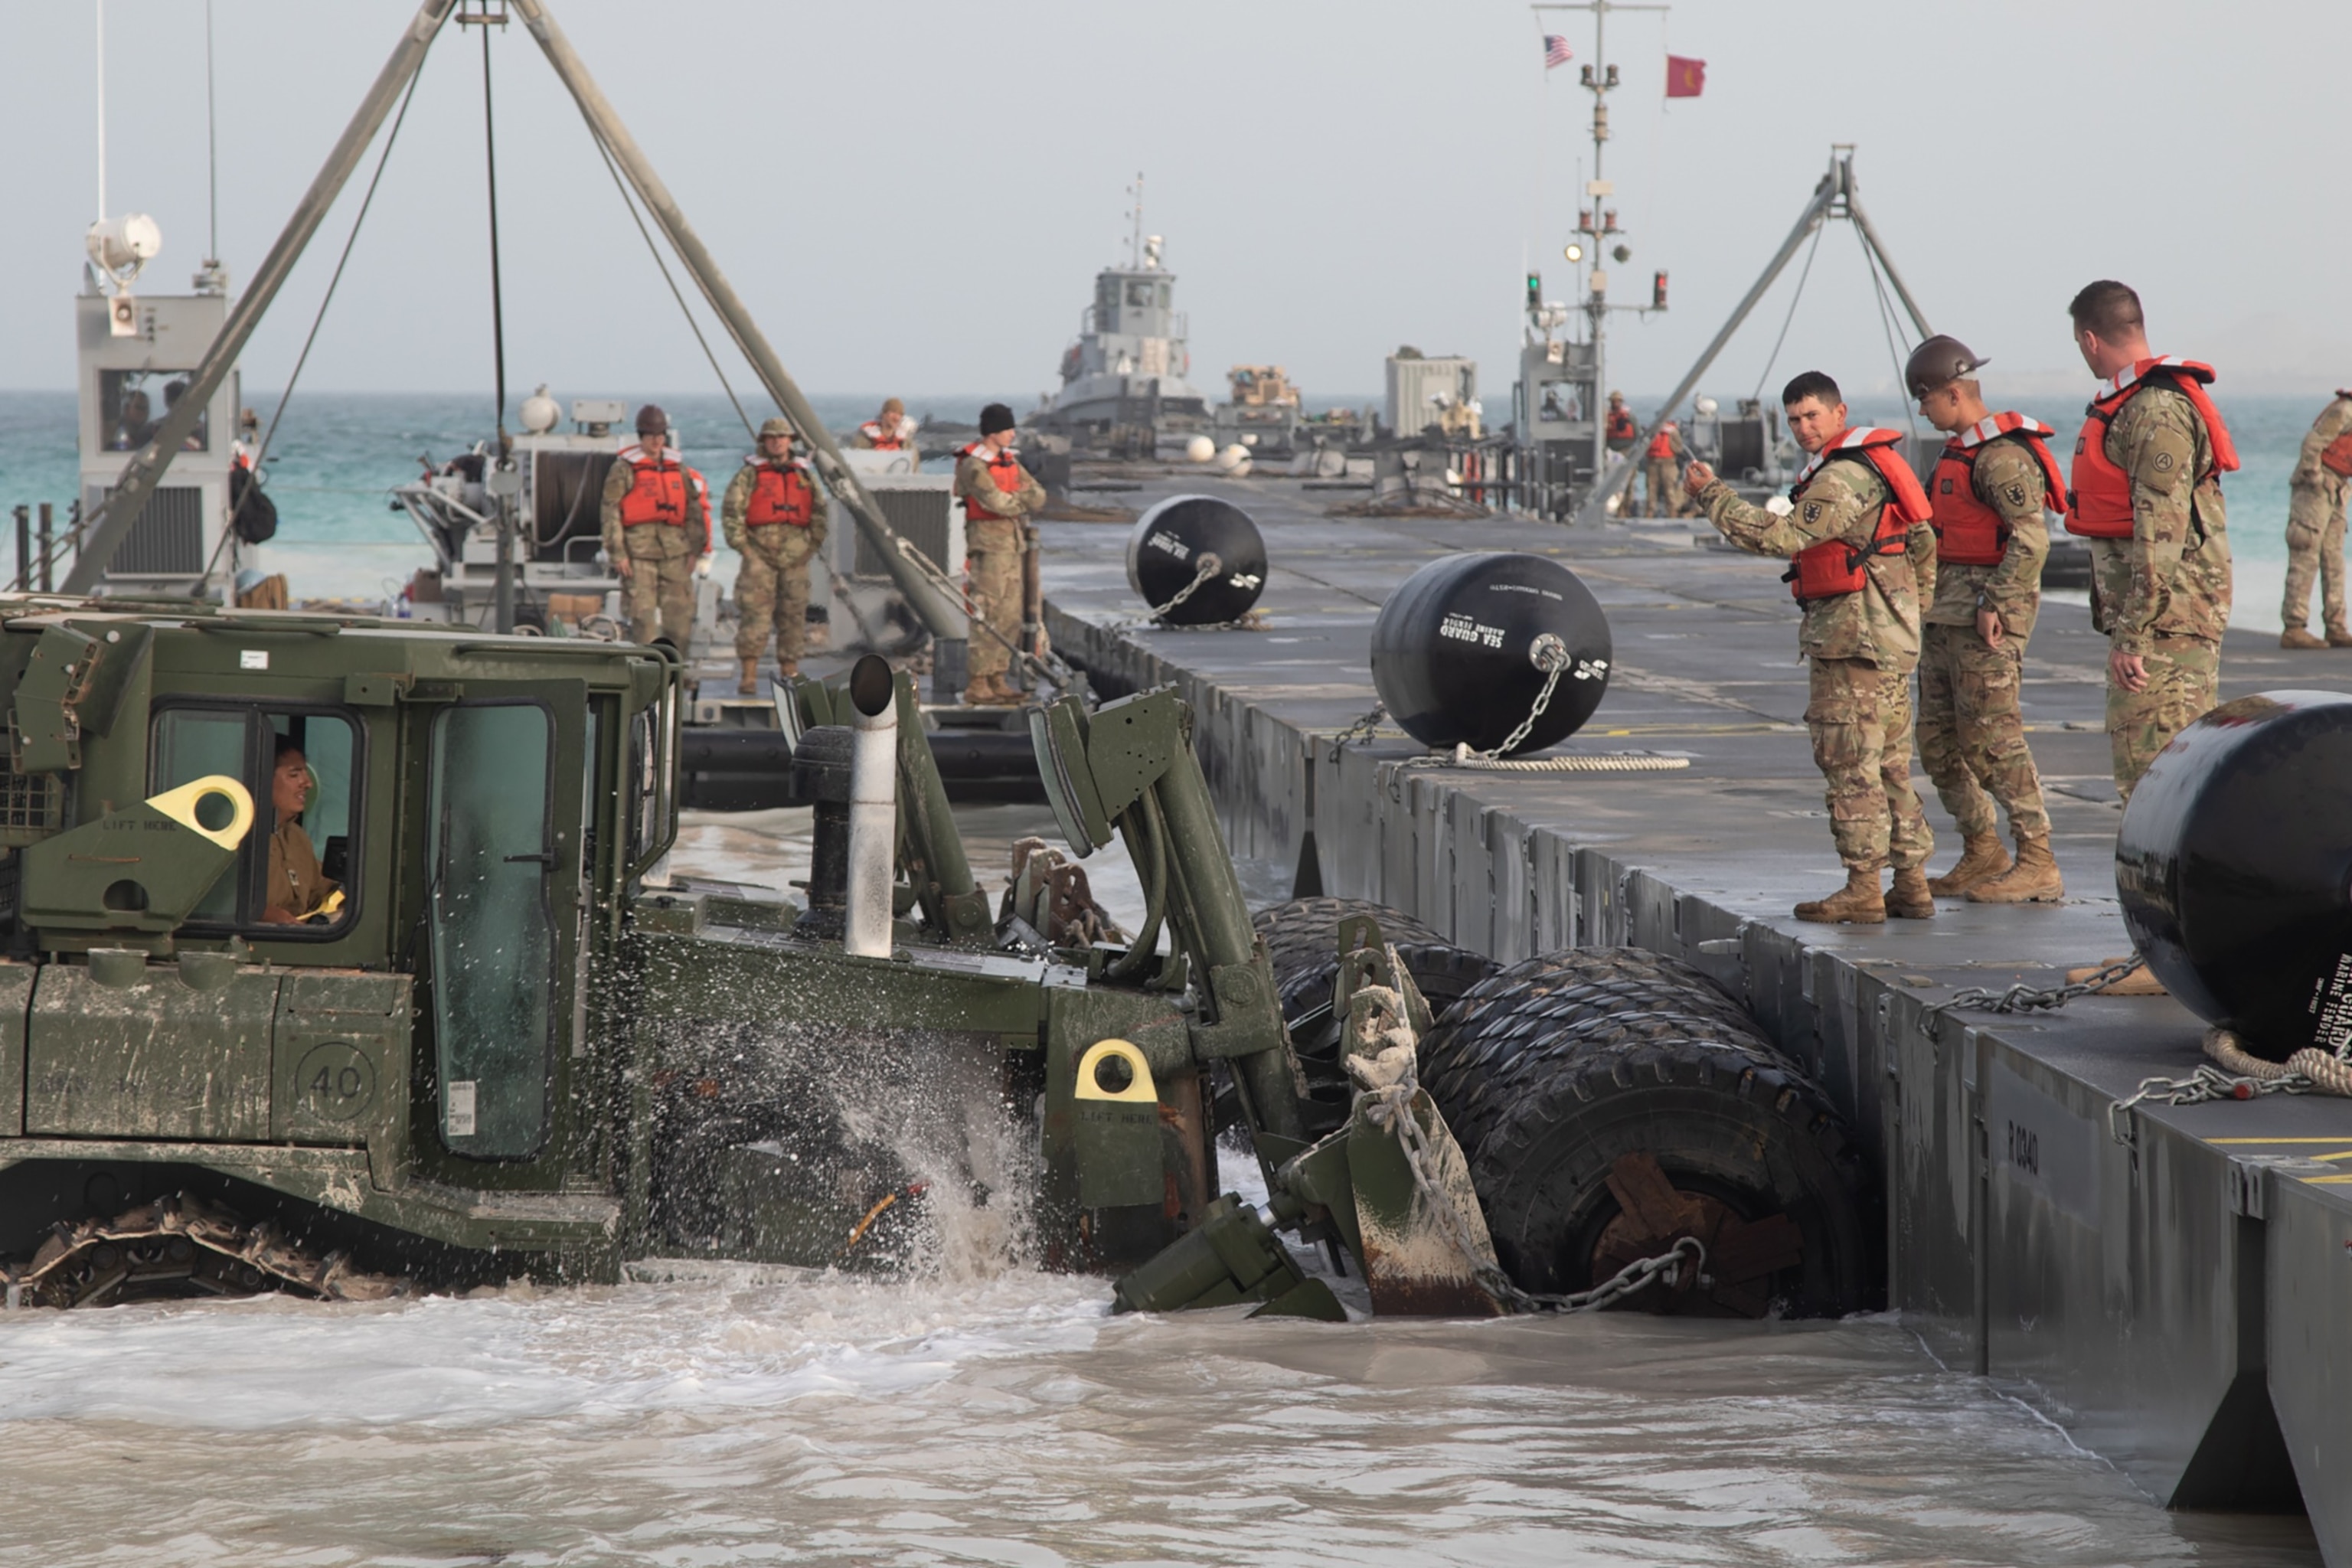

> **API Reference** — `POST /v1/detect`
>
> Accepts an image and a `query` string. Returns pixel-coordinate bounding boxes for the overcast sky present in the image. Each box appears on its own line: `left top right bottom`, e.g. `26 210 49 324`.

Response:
8 0 2347 411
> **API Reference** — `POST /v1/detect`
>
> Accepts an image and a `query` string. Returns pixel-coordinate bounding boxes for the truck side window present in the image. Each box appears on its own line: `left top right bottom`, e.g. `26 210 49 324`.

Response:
150 705 361 934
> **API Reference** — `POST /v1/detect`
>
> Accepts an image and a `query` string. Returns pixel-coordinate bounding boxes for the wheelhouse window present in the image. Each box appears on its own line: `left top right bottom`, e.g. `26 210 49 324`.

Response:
150 706 359 934
100 368 210 452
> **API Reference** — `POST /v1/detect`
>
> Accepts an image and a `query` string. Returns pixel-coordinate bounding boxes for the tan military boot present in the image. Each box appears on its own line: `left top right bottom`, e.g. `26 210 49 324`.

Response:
2282 626 2327 649
777 659 799 680
737 658 760 697
1886 865 1936 920
1968 834 2065 903
962 677 997 707
1795 868 1886 925
1926 832 2011 897
2328 625 2352 648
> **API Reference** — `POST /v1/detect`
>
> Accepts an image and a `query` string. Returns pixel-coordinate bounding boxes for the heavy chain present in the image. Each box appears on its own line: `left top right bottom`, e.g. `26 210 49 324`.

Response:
2107 1027 2352 1143
1366 1075 1707 1315
1483 654 1567 762
1107 554 1228 631
1325 703 1390 762
1396 635 1572 769
1932 956 2144 1019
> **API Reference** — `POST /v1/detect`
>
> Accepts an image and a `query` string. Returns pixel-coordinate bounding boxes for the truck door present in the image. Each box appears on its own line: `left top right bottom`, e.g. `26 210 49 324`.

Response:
423 681 586 1159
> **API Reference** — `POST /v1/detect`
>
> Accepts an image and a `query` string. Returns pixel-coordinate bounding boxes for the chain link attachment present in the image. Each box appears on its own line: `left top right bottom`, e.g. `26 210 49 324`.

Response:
1931 956 2144 1020
1325 703 1390 762
1363 1066 1709 1315
1108 553 1223 630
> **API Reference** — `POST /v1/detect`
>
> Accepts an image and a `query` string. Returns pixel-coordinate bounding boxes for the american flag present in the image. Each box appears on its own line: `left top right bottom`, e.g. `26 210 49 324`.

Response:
1543 34 1573 70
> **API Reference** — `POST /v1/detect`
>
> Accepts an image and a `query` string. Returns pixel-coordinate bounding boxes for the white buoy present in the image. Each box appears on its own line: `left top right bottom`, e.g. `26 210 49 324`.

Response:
520 384 561 434
1184 434 1217 463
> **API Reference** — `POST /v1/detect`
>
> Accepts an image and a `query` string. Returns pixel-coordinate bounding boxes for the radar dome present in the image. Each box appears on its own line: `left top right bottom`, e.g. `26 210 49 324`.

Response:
1184 435 1217 463
1694 396 1720 416
85 214 162 282
1214 443 1252 475
1370 552 1612 755
520 384 561 434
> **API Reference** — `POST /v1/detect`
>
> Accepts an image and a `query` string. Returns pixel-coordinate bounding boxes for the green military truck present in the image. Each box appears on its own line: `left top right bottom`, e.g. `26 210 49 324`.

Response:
0 601 1868 1319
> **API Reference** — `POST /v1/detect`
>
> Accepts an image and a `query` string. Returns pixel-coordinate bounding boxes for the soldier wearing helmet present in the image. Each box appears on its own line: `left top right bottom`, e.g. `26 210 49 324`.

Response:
600 403 714 646
1906 335 2066 905
723 418 827 693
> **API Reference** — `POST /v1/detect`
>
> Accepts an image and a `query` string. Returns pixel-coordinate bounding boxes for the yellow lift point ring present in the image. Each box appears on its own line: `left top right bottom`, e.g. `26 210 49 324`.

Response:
145 775 257 851
1074 1038 1158 1103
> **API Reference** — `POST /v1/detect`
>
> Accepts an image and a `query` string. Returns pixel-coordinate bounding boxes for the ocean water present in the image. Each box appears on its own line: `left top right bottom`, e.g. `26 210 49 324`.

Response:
2 388 2321 627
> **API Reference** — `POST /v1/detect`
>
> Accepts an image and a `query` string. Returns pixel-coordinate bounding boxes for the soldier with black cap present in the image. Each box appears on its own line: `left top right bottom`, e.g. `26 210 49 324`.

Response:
723 417 826 693
600 403 714 646
953 403 1046 706
1906 335 2067 904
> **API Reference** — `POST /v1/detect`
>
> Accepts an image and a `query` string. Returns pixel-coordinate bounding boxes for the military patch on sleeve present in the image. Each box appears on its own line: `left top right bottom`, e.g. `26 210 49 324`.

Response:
2154 451 2175 472
1802 501 1822 524
2004 482 2029 507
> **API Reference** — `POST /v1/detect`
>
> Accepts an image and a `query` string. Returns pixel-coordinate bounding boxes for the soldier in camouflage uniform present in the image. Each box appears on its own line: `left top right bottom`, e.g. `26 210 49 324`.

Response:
1687 371 1938 924
1903 336 2064 904
2063 281 2235 803
953 403 1047 707
722 419 828 694
2281 389 2352 648
601 404 713 647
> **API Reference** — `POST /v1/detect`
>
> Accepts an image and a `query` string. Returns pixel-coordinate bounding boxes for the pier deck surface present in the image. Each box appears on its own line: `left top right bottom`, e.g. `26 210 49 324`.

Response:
1040 474 2352 1556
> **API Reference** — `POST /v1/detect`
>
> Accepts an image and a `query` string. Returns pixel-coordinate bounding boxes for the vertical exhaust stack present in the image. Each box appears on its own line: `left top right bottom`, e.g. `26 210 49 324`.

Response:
844 655 900 959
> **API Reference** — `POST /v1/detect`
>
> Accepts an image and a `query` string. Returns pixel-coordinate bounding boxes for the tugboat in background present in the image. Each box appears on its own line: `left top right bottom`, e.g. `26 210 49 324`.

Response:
1036 177 1209 457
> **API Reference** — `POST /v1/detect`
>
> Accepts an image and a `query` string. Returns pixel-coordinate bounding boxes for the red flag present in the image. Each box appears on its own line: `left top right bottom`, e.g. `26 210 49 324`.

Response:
1666 55 1707 97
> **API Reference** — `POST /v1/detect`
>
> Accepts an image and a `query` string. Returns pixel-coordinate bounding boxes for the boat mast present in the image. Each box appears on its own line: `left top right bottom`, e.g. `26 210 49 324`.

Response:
64 0 462 594
1533 0 1665 508
1125 172 1144 270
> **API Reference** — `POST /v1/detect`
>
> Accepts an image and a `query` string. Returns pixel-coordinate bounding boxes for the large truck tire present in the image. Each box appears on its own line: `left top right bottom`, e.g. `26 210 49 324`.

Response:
1419 947 1773 1161
1419 949 1875 1318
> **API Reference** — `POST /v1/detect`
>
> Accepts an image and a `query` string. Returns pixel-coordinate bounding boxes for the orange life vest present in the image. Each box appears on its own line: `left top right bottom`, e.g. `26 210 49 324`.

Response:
1782 427 1933 603
1606 407 1638 444
2319 394 2352 478
616 443 691 528
1645 423 1679 462
1929 413 2066 567
2064 358 2239 539
743 458 818 527
958 442 1027 523
860 420 908 451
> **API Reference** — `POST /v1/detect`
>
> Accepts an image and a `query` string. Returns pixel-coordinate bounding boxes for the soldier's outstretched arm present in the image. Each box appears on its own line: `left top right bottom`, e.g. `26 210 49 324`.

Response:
1693 466 1870 559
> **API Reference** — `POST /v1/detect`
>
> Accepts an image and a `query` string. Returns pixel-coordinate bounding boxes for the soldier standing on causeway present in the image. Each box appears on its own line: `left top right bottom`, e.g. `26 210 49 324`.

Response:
601 404 714 647
723 418 826 694
2062 280 2236 803
953 403 1047 707
1685 371 1939 925
1906 335 2066 904
2281 387 2352 649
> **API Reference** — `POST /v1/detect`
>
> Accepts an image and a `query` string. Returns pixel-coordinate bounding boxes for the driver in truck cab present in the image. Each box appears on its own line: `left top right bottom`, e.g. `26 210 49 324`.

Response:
263 736 339 925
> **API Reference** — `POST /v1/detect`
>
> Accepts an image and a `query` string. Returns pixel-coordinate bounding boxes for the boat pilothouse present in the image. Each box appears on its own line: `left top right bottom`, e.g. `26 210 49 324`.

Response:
1040 187 1209 449
391 387 653 630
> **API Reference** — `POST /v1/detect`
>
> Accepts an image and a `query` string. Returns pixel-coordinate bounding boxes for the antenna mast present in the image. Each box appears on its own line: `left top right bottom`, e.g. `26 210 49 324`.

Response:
94 0 107 219
1126 172 1143 268
1533 0 1666 505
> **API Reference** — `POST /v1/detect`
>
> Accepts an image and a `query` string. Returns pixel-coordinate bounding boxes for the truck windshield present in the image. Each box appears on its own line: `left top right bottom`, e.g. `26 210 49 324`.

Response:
150 705 359 933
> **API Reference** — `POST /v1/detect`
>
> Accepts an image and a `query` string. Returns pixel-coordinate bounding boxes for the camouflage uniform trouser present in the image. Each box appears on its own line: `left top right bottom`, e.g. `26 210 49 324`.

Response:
1807 655 1932 874
2107 636 2219 804
733 524 820 663
620 523 698 646
1916 621 2050 840
1643 459 1685 518
965 519 1026 681
2283 476 2347 632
